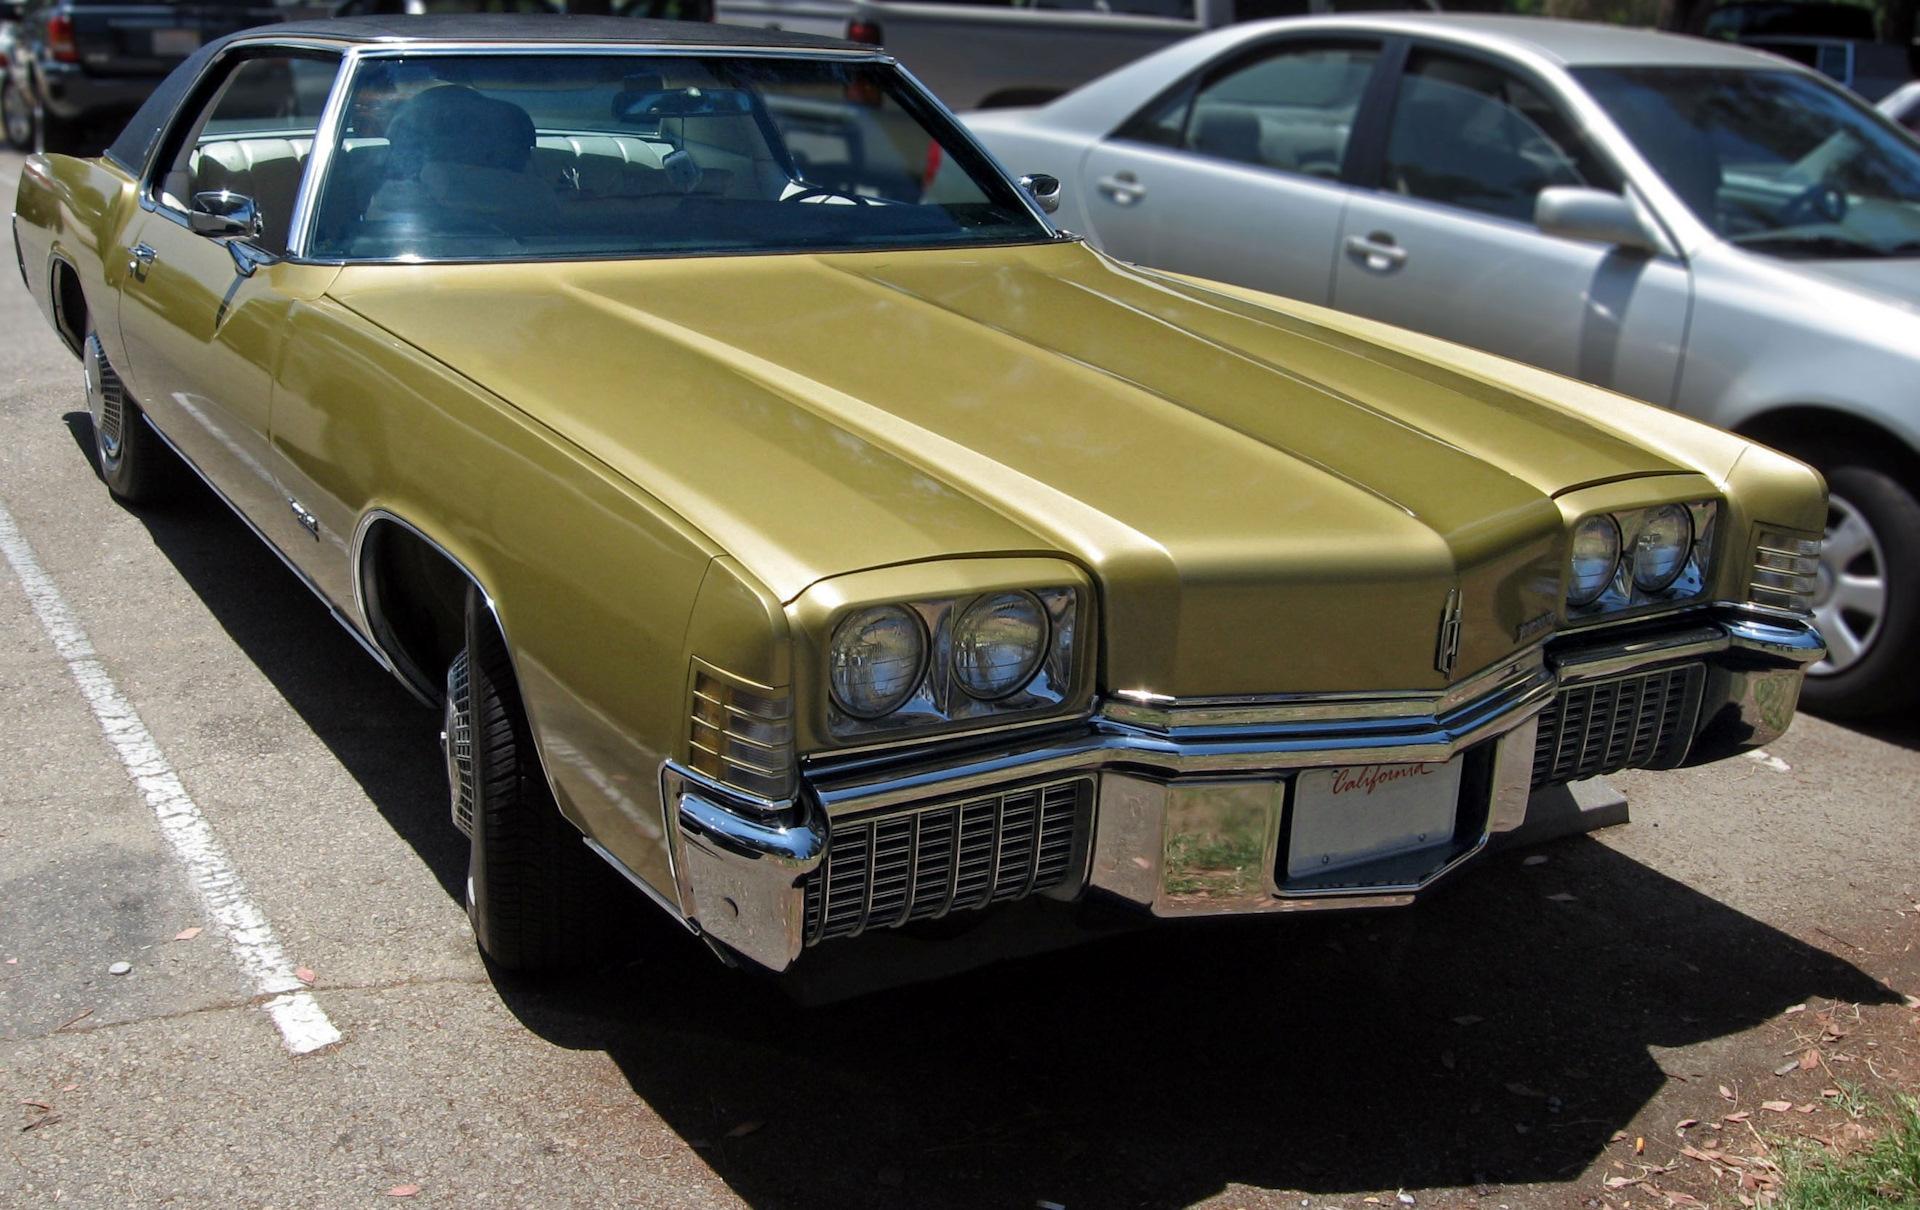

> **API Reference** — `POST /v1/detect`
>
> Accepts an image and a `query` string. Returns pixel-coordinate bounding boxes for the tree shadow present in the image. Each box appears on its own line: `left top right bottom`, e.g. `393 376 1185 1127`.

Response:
61 412 1904 1209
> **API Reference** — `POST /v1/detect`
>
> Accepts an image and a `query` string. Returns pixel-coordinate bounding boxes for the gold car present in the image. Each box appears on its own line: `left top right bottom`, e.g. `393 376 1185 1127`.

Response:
11 15 1826 975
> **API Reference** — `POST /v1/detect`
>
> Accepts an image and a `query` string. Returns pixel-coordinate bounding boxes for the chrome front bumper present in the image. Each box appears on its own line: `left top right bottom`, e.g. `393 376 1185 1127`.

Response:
661 607 1823 971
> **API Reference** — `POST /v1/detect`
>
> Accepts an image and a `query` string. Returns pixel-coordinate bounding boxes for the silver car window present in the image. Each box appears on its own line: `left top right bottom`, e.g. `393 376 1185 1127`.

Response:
1382 52 1612 224
1578 66 1920 260
1118 42 1377 181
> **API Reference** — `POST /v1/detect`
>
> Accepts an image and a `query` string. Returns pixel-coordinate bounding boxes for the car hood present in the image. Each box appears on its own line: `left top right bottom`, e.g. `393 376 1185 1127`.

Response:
329 241 1696 696
1790 257 1920 316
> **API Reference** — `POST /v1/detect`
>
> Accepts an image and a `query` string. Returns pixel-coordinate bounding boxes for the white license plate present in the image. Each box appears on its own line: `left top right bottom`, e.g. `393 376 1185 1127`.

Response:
151 28 201 57
1286 758 1463 878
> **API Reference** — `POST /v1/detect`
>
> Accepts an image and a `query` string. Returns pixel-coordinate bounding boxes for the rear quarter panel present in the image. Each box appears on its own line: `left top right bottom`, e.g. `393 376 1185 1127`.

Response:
13 152 141 363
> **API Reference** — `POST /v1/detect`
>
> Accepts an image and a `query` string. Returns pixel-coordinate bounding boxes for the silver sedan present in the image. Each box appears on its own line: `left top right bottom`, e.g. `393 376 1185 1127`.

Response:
966 14 1920 718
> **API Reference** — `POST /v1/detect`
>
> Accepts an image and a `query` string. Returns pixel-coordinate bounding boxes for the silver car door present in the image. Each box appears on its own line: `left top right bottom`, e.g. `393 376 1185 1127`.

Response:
1331 48 1690 404
1075 39 1383 306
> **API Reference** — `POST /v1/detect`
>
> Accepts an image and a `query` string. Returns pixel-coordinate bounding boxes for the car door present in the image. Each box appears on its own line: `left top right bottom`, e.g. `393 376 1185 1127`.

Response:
115 49 344 534
1331 46 1691 405
1074 38 1383 306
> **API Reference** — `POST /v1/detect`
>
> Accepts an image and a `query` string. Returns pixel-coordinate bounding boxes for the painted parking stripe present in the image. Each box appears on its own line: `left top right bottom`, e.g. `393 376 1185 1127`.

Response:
0 496 341 1055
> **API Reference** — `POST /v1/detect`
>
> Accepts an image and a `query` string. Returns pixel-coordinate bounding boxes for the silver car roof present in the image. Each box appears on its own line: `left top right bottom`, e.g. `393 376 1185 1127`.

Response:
1287 13 1799 70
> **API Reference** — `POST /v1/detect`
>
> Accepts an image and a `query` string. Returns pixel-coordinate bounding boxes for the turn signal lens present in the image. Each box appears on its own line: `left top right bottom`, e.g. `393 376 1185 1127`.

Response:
1568 515 1621 606
952 591 1047 700
828 605 926 718
1631 503 1693 592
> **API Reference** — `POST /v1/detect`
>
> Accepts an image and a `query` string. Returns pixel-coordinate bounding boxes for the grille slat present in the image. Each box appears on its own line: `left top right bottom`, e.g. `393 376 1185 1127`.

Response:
803 780 1089 946
1533 663 1705 788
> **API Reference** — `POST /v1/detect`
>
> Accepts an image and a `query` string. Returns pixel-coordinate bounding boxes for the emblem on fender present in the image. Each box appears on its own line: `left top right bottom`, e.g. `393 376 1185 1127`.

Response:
1435 588 1463 677
1515 611 1556 643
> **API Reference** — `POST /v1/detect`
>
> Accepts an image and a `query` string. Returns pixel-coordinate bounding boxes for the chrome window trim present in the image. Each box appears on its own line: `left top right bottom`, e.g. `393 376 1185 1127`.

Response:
285 49 357 261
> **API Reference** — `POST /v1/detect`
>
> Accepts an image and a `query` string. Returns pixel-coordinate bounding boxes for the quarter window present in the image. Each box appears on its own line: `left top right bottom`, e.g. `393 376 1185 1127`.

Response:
155 54 343 256
1118 42 1378 181
1382 52 1617 222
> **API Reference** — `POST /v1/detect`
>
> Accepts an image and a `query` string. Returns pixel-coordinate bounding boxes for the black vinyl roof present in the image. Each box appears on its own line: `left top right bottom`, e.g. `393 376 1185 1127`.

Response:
105 14 865 173
265 14 860 51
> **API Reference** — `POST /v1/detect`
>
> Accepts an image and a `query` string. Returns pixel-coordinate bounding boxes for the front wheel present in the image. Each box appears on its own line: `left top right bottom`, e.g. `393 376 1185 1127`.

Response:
451 587 626 974
85 329 181 506
0 77 34 152
1798 462 1920 717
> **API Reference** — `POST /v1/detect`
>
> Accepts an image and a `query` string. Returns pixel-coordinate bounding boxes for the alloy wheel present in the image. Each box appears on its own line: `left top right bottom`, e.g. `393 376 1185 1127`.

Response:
1809 491 1888 676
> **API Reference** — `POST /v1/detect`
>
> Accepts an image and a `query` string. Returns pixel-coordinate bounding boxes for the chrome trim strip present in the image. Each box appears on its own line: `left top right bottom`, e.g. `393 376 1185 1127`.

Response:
285 49 356 262
1550 624 1727 684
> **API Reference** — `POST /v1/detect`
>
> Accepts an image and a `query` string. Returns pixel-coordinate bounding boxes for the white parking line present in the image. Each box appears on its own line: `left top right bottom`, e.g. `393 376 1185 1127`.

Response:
0 496 342 1055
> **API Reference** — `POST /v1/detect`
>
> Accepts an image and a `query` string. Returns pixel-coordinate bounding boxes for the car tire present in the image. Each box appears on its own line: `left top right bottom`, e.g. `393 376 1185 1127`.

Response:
85 327 181 506
0 77 34 152
1797 461 1920 718
455 586 625 975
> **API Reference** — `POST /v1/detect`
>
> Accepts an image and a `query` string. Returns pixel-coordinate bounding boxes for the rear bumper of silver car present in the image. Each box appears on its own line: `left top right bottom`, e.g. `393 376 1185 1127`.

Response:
660 606 1823 971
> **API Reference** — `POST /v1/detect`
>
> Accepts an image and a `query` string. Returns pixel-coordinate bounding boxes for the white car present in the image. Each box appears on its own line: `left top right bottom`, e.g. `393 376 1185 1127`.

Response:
968 13 1920 717
1879 78 1920 134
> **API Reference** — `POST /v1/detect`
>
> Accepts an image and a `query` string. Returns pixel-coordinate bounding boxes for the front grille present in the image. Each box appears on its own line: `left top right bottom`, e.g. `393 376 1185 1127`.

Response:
1532 663 1705 787
803 779 1089 945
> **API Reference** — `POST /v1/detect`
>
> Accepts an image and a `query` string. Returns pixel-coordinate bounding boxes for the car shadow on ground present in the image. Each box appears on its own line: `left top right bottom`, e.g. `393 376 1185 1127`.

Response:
68 412 1905 1210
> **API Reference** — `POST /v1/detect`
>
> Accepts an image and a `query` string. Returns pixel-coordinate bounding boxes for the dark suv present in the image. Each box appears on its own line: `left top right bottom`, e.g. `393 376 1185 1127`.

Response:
2 0 280 152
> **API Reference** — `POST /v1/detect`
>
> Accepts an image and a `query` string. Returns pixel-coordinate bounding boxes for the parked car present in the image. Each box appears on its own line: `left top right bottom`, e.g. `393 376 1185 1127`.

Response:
719 0 1438 110
0 0 28 150
1879 76 1920 132
3 0 281 153
13 15 1826 975
1691 0 1910 101
968 13 1920 717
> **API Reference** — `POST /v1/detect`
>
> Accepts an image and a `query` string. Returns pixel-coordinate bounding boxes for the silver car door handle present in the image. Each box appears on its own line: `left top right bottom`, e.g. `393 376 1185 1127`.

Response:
1097 172 1146 205
130 243 157 281
1344 233 1407 272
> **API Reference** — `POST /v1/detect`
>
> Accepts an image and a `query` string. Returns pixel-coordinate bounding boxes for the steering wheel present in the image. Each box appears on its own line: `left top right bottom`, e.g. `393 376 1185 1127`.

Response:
782 184 882 206
1777 181 1848 226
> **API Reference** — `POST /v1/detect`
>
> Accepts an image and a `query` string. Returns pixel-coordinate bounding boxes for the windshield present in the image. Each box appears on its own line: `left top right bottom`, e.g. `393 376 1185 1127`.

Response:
1574 66 1920 260
307 53 1052 262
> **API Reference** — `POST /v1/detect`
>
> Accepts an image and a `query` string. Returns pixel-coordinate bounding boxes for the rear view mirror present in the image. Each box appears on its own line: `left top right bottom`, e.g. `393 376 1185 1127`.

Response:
614 87 754 122
1535 186 1660 254
189 191 262 241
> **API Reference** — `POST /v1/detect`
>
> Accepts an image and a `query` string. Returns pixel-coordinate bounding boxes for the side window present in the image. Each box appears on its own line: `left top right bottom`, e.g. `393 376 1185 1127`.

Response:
155 54 342 256
1117 42 1378 180
1382 52 1619 223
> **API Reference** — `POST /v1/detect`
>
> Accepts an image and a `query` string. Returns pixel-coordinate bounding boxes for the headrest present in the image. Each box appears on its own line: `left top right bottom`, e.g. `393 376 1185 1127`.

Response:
386 85 536 177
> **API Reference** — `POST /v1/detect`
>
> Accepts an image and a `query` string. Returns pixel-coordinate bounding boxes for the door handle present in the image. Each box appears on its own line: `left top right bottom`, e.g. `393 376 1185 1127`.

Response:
1344 233 1407 272
1096 172 1146 205
129 243 157 282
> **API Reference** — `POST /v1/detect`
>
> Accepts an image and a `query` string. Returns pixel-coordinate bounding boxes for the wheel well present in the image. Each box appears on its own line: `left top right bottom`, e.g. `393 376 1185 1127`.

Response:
359 520 472 704
50 258 85 358
1735 407 1920 489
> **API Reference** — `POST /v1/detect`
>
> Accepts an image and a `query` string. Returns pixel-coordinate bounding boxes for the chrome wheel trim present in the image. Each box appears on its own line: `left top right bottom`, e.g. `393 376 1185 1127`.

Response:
1809 491 1888 677
84 334 126 463
0 81 31 148
444 650 475 837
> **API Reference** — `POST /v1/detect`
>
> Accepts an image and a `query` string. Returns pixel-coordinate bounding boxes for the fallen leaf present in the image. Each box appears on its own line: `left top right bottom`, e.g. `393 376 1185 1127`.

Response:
1611 1130 1631 1143
1773 1060 1800 1076
1605 1176 1643 1189
386 1186 421 1198
1675 1119 1699 1131
1681 1146 1716 1163
58 1084 76 1093
1797 1105 1817 1114
724 1120 763 1139
19 1112 61 1133
1719 1085 1735 1100
1452 1015 1484 1026
1761 1101 1793 1113
1822 1088 1842 1098
1800 1049 1821 1071
172 927 202 942
18 1101 49 1110
294 967 316 986
1547 893 1578 903
1665 1192 1707 1208
1784 1004 1807 1016
3 958 14 965
1725 1112 1751 1123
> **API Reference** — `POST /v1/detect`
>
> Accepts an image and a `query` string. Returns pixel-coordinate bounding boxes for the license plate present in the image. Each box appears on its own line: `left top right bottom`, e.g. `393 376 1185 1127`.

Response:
151 28 201 57
1286 758 1463 878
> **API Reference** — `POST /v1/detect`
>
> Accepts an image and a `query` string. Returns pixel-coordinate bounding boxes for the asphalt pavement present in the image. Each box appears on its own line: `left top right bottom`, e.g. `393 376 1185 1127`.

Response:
2 146 1916 1210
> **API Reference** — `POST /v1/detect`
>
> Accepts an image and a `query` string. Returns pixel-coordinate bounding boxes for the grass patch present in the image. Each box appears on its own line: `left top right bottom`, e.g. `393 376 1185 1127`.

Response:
1773 1094 1920 1209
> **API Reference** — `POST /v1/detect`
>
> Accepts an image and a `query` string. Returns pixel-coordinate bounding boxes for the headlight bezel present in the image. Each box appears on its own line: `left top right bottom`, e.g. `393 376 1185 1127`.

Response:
1565 499 1717 621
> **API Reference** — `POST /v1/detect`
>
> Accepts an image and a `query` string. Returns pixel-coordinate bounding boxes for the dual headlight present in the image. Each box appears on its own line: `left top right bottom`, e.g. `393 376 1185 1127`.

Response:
826 587 1077 736
1567 501 1716 616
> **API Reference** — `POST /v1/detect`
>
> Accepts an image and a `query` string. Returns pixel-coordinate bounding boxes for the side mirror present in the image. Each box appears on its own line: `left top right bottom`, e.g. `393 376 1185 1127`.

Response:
1534 186 1659 254
188 191 262 241
1019 173 1061 215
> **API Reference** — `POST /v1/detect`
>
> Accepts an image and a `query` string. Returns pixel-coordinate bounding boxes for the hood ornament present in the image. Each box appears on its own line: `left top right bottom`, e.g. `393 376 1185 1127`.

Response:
1435 589 1463 678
